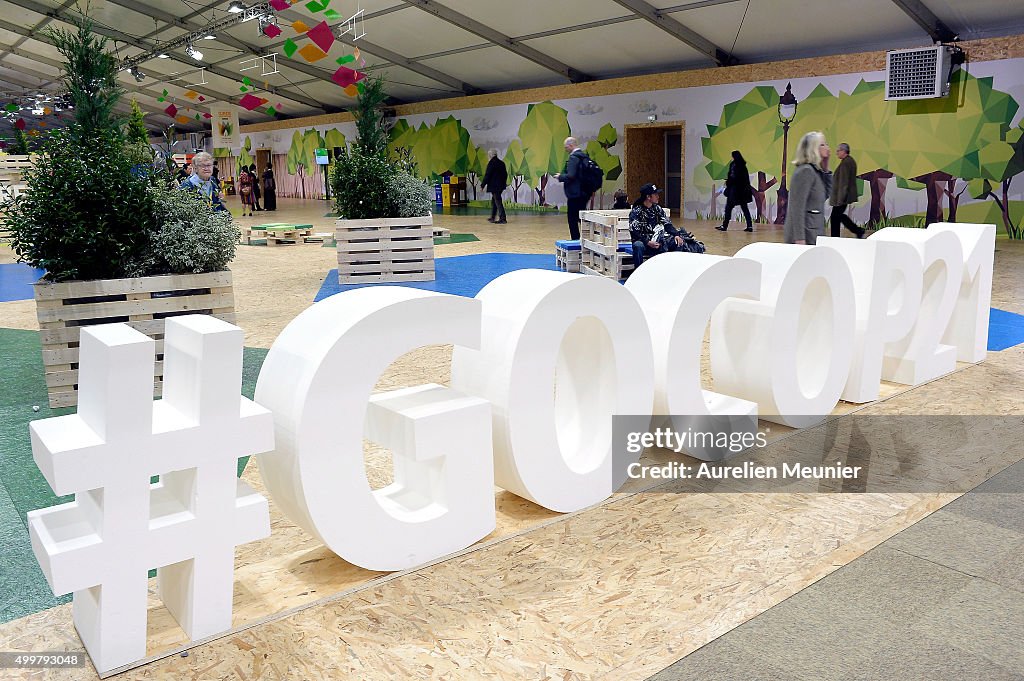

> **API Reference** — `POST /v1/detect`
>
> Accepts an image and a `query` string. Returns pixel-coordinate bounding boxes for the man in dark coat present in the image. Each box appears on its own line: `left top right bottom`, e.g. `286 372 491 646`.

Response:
830 143 865 237
553 136 589 240
481 149 508 224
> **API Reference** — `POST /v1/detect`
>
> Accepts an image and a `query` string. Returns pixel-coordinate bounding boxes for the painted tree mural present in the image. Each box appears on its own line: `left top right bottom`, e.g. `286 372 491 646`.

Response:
887 70 1019 224
388 119 417 168
836 80 895 225
518 101 570 206
703 71 1023 233
970 120 1024 238
286 128 324 199
466 144 485 200
585 123 623 208
324 128 347 152
411 115 471 180
504 139 531 204
702 86 784 222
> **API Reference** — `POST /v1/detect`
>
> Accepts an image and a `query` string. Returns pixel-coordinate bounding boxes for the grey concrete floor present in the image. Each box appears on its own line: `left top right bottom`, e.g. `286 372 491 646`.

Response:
648 460 1024 681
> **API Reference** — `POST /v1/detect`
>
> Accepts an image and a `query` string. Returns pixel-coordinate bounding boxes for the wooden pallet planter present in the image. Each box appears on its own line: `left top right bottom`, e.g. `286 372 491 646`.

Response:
33 271 235 408
336 215 435 283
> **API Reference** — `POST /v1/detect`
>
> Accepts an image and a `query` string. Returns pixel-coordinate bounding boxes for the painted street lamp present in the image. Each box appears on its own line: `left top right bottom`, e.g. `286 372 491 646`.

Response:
774 82 799 224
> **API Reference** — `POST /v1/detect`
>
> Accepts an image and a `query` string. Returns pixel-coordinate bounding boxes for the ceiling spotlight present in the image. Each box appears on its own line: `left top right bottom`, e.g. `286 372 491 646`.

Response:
129 66 146 82
157 53 170 58
227 0 246 12
203 34 217 40
185 43 204 61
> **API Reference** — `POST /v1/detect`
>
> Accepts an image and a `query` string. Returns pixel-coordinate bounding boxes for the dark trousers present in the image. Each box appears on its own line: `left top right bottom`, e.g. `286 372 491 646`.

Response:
566 195 588 240
830 204 864 237
490 192 506 221
632 240 662 268
722 198 752 229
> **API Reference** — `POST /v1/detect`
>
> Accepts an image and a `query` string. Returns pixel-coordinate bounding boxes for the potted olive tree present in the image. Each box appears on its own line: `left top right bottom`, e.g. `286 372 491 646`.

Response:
1 18 238 407
331 77 434 283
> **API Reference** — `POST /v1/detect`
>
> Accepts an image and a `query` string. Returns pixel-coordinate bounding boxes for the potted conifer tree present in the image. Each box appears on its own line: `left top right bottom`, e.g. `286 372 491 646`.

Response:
1 17 238 408
331 77 434 283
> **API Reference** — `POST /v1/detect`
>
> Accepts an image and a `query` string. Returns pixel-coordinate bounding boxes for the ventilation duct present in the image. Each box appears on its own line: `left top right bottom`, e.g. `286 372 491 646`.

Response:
885 45 956 100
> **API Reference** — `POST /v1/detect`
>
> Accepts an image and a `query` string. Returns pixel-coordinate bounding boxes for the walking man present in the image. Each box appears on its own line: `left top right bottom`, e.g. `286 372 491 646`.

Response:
553 137 589 240
830 143 865 238
481 149 508 224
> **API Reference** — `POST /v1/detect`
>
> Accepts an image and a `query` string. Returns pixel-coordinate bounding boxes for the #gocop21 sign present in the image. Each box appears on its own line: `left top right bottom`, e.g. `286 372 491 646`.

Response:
26 223 994 672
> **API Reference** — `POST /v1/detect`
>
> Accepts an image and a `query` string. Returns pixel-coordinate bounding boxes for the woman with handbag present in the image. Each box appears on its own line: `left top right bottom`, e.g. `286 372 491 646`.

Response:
716 150 754 232
238 166 254 217
784 132 832 245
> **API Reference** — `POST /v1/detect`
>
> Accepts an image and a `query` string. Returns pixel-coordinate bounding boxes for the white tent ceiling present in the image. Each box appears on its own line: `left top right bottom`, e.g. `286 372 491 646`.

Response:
1 0 1022 136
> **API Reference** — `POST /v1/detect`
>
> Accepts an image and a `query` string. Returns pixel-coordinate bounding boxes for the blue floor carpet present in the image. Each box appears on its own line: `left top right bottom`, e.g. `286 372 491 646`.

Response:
314 252 560 301
0 263 45 302
313 254 1024 353
987 308 1024 351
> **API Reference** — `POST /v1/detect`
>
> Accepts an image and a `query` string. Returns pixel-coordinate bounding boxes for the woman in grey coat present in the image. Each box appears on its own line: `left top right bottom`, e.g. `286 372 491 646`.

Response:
783 131 832 245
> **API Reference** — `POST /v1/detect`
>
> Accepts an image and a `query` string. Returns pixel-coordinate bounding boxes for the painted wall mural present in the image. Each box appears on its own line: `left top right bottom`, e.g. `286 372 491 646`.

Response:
227 55 1024 235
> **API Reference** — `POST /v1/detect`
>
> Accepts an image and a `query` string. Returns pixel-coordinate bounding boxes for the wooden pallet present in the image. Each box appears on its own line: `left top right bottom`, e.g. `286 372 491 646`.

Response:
336 216 436 283
555 240 582 273
432 227 451 239
33 271 235 408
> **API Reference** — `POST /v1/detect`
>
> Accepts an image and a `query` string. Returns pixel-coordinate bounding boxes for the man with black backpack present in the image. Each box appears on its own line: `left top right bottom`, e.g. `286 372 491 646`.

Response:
553 137 602 240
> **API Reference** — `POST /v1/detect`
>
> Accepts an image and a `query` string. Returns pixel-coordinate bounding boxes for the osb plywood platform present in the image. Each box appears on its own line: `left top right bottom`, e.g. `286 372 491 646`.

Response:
0 201 1022 679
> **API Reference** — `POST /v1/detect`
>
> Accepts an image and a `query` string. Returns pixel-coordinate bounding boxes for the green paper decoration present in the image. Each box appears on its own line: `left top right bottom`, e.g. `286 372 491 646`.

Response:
240 86 248 92
243 76 252 86
356 81 365 94
324 9 340 19
5 103 18 112
266 106 277 116
283 38 298 58
336 54 355 64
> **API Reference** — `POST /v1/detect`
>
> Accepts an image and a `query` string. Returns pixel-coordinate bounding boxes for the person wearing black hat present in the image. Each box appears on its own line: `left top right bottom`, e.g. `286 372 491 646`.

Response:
629 183 698 267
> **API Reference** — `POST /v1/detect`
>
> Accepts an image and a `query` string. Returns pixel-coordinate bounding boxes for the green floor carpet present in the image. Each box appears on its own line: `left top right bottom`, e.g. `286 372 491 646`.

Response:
0 327 268 623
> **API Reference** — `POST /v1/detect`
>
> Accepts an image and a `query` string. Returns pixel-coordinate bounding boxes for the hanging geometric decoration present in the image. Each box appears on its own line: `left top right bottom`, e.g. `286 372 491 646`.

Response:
291 20 309 33
238 93 269 111
297 43 327 63
283 38 298 58
164 103 178 117
306 21 335 53
331 65 365 88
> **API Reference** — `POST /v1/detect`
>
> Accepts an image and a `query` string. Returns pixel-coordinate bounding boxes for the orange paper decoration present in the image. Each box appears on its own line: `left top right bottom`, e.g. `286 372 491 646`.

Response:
344 84 359 96
184 90 198 100
297 43 327 63
292 20 309 33
176 115 191 124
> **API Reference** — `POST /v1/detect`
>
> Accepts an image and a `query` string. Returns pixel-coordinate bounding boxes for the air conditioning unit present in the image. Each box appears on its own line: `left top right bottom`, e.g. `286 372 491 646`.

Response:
885 45 955 100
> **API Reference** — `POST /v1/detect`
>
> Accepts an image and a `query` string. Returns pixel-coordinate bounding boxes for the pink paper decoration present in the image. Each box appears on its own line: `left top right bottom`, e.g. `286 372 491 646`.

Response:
238 93 269 111
263 24 282 38
270 0 290 9
306 21 334 53
331 66 366 89
164 103 178 117
203 112 213 119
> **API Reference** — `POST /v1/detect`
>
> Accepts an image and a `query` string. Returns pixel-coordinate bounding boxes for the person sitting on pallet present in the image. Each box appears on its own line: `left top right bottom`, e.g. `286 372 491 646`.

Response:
178 151 228 212
628 183 703 267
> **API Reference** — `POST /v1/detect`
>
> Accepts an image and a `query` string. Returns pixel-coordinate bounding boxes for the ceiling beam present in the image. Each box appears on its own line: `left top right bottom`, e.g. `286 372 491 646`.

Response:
12 0 329 112
0 0 77 63
0 35 204 131
100 0 351 101
397 0 592 83
610 0 735 66
889 0 958 42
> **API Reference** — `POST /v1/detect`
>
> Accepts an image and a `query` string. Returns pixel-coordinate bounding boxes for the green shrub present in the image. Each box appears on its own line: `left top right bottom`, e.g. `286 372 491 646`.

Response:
150 186 238 273
331 147 397 219
387 171 433 218
3 127 159 281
